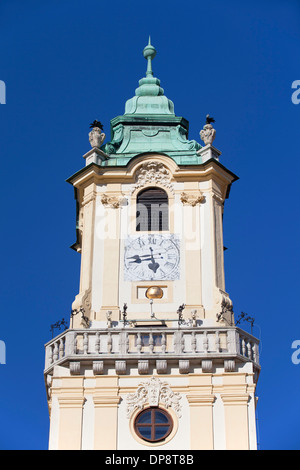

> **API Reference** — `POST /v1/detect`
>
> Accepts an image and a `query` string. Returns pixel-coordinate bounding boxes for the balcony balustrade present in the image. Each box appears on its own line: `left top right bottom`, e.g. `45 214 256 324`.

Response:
44 326 260 375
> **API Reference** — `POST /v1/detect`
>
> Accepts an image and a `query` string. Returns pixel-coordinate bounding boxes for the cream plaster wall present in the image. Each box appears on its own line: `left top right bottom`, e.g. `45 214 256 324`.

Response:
69 154 234 325
54 153 259 451
48 363 257 450
117 375 190 450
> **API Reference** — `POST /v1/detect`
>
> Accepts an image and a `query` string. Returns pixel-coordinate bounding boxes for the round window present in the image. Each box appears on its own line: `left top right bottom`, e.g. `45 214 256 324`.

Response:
134 407 173 442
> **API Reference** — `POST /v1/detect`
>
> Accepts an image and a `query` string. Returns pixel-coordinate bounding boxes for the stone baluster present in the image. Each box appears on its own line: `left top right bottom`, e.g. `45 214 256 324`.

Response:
95 332 100 354
181 332 185 353
48 345 53 366
83 332 88 354
215 331 220 353
161 333 166 353
191 331 196 353
203 331 209 352
253 342 259 364
107 332 112 353
73 332 78 354
53 342 59 362
252 342 256 362
149 333 154 353
241 337 246 356
247 341 252 360
125 332 129 353
136 332 142 353
59 338 65 359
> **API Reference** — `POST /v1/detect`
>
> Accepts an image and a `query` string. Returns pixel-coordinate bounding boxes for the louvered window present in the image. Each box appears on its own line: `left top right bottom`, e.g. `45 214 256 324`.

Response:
136 188 168 231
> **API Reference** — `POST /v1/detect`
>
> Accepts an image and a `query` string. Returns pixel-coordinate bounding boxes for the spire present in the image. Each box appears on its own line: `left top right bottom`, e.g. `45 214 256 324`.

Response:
143 36 156 77
134 37 164 98
124 38 175 114
100 39 202 161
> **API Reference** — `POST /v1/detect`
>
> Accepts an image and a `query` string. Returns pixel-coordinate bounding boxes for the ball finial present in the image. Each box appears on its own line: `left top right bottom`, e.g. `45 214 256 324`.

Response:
143 36 156 76
143 36 156 60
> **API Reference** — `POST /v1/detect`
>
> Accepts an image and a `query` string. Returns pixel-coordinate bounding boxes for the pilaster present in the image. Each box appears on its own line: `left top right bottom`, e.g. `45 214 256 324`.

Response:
221 393 250 450
182 182 204 316
93 377 121 450
98 184 122 322
186 375 215 450
55 378 85 450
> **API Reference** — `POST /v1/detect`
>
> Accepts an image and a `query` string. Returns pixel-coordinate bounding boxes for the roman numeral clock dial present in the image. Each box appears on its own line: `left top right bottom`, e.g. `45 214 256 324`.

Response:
124 234 180 281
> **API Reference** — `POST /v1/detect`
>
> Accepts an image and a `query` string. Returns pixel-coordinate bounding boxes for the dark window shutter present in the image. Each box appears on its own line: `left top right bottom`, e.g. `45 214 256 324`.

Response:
136 188 169 231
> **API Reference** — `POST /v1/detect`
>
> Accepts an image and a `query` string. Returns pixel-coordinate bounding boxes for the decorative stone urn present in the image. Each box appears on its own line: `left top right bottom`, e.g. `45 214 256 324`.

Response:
89 127 106 148
200 123 216 146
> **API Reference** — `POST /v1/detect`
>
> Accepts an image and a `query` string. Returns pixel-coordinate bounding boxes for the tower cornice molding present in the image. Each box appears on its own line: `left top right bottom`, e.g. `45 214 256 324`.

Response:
220 393 250 405
82 189 97 207
186 394 215 405
66 157 238 190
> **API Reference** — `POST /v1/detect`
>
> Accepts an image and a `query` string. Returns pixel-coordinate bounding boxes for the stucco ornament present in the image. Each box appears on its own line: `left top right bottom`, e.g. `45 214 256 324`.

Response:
89 127 106 148
200 123 216 146
126 376 182 418
180 191 205 206
216 291 234 325
131 161 174 194
100 193 125 208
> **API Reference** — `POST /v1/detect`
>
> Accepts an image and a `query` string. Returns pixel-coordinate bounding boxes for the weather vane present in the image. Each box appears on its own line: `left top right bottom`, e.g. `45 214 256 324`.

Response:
236 312 255 334
50 318 68 338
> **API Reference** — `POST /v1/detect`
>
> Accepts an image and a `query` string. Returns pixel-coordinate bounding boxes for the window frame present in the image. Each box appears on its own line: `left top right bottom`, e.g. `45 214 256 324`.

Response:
133 407 173 443
136 187 169 232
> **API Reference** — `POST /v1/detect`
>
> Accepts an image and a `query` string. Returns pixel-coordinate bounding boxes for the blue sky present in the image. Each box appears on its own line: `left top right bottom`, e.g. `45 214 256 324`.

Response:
0 0 299 450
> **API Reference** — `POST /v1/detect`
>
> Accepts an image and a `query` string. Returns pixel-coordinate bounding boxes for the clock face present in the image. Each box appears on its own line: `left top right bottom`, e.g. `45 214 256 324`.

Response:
124 234 180 281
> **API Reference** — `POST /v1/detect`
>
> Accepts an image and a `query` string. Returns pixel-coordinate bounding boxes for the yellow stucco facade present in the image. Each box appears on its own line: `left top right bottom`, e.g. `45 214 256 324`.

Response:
44 41 260 451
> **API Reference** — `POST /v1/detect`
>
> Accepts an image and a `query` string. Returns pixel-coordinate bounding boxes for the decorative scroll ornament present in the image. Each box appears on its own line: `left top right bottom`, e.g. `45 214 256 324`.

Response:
131 161 174 194
126 376 182 418
180 191 205 206
101 193 125 209
71 289 91 328
216 291 234 326
200 123 216 146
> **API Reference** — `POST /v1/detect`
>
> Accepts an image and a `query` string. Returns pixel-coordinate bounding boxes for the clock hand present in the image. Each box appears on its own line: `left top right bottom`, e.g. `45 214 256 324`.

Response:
127 255 142 264
127 253 163 262
148 247 160 273
138 252 162 258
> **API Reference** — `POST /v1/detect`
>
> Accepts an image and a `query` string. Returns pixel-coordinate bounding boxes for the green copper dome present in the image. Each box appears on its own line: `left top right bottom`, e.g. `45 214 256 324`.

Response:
124 37 174 115
101 39 202 166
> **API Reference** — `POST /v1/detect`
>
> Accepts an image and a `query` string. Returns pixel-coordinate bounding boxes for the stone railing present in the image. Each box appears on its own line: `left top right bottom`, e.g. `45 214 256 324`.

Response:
44 326 260 375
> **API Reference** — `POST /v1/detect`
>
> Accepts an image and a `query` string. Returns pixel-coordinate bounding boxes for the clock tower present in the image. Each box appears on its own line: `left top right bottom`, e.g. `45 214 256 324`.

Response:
44 40 260 450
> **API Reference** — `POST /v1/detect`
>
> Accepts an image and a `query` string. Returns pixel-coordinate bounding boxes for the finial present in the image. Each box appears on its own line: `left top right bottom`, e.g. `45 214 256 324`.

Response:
200 114 216 146
89 119 106 148
143 37 156 77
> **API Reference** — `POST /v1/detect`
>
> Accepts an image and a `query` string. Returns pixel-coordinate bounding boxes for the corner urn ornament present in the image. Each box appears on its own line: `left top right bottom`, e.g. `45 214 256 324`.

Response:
89 120 106 148
200 114 216 146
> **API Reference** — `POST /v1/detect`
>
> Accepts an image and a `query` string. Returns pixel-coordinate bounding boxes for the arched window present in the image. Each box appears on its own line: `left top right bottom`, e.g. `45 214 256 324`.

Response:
134 407 173 442
136 187 168 231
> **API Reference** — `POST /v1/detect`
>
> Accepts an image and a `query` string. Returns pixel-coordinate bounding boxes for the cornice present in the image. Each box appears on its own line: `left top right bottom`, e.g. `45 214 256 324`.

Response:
66 157 238 193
